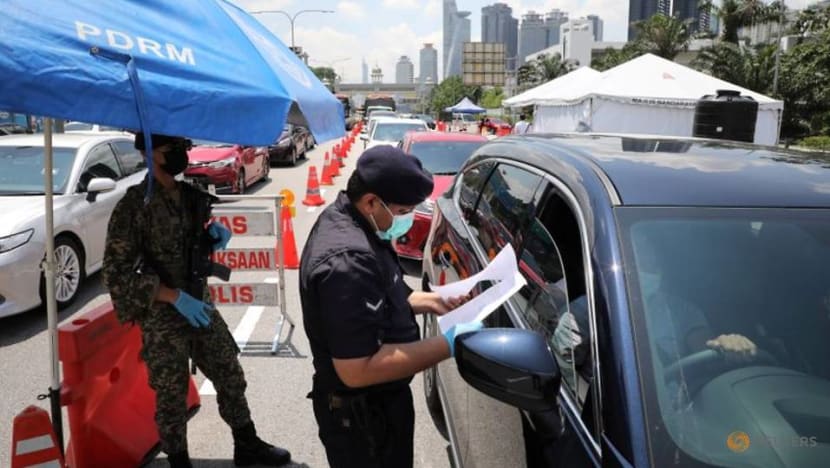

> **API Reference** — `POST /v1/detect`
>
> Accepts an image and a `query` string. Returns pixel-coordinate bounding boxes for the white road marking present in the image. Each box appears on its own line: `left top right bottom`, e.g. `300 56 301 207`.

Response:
199 306 264 395
306 206 317 213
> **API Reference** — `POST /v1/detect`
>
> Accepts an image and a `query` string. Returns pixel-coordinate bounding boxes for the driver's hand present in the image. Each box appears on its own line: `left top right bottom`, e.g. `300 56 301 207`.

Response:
706 334 757 363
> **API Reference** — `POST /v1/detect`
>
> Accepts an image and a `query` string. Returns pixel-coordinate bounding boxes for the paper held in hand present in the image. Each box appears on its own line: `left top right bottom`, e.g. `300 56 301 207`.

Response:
432 244 527 334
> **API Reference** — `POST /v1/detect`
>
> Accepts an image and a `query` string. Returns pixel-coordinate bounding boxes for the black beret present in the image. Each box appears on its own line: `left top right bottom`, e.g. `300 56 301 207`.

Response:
356 145 434 206
134 132 188 150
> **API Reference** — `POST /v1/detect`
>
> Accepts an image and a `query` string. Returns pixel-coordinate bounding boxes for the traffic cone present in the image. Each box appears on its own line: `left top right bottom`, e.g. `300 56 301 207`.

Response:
302 165 325 206
320 153 334 186
277 205 299 269
11 406 65 468
329 151 341 177
335 148 345 169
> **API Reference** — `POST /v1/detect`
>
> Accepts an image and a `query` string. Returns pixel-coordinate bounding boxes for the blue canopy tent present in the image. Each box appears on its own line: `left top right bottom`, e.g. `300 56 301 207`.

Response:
444 96 486 114
0 0 344 445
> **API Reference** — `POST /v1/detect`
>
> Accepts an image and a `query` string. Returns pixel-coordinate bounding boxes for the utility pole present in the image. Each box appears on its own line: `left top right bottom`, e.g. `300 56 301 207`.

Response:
772 1 785 95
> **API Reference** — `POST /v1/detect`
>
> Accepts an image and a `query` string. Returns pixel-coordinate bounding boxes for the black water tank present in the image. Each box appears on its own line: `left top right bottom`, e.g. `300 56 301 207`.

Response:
693 90 758 143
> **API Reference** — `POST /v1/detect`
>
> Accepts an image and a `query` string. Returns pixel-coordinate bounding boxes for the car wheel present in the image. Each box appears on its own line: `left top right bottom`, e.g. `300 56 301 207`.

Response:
289 146 298 166
39 236 85 309
423 314 450 440
236 169 246 194
262 155 270 181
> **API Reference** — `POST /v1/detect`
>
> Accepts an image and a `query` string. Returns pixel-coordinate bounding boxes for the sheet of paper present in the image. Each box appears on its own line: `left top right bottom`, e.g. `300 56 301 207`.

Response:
430 243 518 300
436 244 527 333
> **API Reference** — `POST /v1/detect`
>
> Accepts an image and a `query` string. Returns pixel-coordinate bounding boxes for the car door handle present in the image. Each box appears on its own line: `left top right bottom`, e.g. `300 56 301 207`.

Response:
438 251 453 269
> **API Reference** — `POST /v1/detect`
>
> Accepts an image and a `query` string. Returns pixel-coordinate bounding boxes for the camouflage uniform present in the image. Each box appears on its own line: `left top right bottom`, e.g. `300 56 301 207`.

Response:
102 179 251 455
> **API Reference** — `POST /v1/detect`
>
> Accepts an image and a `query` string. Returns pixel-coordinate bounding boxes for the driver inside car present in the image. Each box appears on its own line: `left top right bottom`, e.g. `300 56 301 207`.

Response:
636 241 758 365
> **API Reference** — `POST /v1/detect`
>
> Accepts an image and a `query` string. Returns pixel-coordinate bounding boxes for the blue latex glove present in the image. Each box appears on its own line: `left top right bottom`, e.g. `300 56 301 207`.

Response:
208 222 231 251
172 290 213 327
442 321 484 357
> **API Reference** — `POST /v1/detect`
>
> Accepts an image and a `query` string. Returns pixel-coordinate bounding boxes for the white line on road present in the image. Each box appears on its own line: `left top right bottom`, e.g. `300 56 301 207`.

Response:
306 206 317 213
199 305 265 395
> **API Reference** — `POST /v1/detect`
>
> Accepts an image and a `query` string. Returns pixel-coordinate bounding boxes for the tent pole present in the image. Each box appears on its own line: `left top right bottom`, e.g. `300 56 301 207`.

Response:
43 118 64 452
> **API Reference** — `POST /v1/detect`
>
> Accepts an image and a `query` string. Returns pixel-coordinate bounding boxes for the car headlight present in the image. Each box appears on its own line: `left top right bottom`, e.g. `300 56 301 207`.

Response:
0 229 34 254
415 199 434 215
208 157 236 168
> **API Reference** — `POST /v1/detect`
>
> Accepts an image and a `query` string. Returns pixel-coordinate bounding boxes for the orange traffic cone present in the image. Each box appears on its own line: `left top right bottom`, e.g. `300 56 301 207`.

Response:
327 151 341 177
320 153 334 186
277 205 299 269
11 406 65 468
302 165 325 206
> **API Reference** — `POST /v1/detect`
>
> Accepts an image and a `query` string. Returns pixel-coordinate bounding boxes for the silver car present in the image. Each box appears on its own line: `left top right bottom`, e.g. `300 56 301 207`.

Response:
0 133 146 318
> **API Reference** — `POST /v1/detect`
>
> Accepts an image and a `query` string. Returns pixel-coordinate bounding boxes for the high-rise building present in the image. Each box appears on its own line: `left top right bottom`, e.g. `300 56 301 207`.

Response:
481 3 518 70
629 0 706 39
518 9 569 65
443 0 471 78
395 56 414 84
586 14 603 41
361 57 369 84
419 43 438 84
371 65 383 84
545 9 569 46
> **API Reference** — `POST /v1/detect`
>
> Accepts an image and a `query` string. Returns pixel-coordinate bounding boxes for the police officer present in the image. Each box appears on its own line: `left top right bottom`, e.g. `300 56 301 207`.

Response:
300 145 482 468
102 133 291 468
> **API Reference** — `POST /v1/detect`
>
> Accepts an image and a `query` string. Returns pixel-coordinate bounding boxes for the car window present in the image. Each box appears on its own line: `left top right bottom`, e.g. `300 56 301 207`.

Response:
471 163 542 258
371 123 426 142
0 145 76 194
409 141 485 175
78 143 122 191
111 141 145 176
456 161 495 222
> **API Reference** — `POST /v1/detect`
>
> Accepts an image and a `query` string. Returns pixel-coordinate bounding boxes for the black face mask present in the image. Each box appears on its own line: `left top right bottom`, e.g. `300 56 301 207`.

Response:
160 140 192 176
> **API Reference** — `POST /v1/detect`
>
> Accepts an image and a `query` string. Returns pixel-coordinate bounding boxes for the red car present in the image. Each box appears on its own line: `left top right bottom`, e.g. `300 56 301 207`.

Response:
393 131 487 260
184 140 270 193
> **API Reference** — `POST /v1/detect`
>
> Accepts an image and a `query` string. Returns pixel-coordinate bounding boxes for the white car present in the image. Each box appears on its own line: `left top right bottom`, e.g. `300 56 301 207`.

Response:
0 134 146 318
64 121 129 134
362 117 429 150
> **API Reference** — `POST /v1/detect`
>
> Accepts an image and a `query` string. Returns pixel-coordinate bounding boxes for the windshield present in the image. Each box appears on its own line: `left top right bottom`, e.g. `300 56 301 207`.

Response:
617 207 830 467
0 146 77 194
372 123 425 142
192 139 233 148
409 141 484 175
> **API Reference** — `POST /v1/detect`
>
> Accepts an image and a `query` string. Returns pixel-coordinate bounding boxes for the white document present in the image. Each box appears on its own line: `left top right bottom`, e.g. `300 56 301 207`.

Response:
435 244 527 333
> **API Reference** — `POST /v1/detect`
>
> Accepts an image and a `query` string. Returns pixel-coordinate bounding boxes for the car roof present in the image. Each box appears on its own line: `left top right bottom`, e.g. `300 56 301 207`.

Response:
405 131 486 143
475 133 830 208
0 133 132 148
374 117 426 125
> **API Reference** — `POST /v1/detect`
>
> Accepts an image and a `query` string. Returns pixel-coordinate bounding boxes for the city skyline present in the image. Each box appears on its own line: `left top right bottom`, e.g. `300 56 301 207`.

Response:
236 0 821 83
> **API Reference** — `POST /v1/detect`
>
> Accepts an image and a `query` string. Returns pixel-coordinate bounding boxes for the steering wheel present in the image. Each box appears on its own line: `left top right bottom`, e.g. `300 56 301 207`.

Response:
664 348 779 389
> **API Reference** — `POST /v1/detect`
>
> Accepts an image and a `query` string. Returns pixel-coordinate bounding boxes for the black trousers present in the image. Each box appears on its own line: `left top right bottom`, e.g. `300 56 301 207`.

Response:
311 385 415 468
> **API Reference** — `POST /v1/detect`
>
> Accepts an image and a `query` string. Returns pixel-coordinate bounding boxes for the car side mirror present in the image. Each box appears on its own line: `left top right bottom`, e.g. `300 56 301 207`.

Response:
360 134 368 141
85 177 117 202
455 328 560 412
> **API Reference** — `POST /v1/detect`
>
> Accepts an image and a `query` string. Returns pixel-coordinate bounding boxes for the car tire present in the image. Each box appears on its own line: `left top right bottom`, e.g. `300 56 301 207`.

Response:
236 169 246 194
423 314 450 441
39 236 85 310
289 146 298 166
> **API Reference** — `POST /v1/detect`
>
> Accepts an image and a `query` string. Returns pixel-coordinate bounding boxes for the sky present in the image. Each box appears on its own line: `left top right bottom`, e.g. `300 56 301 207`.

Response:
233 0 820 83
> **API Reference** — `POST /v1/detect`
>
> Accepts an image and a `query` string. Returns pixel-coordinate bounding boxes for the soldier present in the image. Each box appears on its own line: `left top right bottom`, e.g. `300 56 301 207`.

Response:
300 145 482 467
102 133 291 468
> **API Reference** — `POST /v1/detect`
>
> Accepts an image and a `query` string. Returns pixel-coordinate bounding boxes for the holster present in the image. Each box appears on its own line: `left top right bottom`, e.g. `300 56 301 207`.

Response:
311 390 388 459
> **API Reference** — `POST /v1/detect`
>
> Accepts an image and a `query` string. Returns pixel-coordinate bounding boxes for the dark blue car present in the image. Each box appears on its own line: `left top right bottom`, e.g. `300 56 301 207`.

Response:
421 134 830 468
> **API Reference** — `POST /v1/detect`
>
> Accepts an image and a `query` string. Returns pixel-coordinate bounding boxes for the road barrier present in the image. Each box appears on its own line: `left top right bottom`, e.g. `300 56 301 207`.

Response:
209 192 294 354
58 302 201 467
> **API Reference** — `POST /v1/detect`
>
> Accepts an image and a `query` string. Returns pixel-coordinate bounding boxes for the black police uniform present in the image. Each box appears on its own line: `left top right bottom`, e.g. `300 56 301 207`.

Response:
300 191 421 468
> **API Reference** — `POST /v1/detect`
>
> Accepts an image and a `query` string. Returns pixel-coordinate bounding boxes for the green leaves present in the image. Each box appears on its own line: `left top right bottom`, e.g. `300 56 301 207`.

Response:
516 53 575 91
428 76 482 114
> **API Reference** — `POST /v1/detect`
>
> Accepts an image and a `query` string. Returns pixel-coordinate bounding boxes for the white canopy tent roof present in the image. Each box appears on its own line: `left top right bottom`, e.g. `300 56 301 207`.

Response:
503 67 601 108
531 54 784 145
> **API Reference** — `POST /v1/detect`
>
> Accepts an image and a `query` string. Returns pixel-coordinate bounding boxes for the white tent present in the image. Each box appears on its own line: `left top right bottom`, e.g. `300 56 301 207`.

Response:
503 67 601 108
532 54 784 145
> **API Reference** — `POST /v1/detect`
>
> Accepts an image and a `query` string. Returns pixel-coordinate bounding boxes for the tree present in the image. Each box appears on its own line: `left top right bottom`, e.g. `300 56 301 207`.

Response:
480 87 505 109
777 28 830 138
429 76 482 115
516 53 575 90
633 13 691 60
699 0 779 44
692 42 777 93
592 43 643 71
310 66 337 83
790 3 830 38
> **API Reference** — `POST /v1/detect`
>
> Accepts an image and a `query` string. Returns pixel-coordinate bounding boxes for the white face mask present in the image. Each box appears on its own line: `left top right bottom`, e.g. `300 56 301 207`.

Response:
640 271 661 299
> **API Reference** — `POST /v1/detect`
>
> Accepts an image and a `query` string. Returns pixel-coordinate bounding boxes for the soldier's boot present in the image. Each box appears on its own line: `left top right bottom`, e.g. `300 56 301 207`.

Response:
167 450 193 468
232 422 292 467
